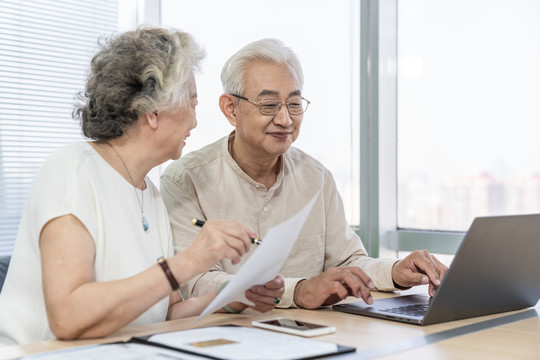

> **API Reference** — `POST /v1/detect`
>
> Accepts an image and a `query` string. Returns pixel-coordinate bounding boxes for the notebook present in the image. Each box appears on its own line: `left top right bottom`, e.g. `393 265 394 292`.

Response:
333 214 540 325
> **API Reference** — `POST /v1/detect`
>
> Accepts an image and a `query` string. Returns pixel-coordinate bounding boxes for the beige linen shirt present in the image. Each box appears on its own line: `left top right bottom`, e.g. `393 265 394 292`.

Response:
161 132 398 308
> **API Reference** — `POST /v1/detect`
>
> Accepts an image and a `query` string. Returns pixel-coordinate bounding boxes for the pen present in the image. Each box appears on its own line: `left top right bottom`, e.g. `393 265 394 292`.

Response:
192 218 262 245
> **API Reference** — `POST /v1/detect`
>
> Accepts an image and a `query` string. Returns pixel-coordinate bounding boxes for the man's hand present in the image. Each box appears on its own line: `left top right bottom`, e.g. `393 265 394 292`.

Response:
224 275 285 313
293 267 374 309
391 250 448 296
245 274 285 313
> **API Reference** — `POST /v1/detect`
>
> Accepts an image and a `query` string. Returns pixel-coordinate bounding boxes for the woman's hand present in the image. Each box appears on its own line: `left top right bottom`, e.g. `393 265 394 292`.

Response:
181 219 258 274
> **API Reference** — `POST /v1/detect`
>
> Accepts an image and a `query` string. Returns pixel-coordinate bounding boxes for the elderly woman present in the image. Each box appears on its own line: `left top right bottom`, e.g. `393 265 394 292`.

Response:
0 27 284 346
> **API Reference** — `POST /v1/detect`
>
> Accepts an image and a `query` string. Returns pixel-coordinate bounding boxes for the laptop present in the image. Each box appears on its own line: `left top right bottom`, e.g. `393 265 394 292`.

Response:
333 214 540 325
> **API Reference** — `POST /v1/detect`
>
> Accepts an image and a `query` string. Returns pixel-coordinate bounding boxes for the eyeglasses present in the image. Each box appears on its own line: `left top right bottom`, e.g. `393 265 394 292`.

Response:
230 94 310 116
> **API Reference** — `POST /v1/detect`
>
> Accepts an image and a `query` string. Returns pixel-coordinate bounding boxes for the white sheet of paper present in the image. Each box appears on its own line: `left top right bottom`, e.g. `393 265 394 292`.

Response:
197 191 320 320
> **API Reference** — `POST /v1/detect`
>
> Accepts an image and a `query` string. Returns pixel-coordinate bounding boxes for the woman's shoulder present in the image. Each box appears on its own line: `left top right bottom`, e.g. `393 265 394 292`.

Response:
48 141 92 158
38 142 101 181
44 141 96 166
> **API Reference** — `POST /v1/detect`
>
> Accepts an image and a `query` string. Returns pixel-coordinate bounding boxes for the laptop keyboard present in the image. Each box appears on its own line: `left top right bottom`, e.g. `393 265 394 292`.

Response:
381 304 429 317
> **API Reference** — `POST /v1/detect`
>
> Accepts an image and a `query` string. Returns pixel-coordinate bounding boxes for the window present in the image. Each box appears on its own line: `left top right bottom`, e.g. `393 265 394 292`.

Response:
397 0 540 232
374 0 540 256
0 0 119 256
8 1 534 259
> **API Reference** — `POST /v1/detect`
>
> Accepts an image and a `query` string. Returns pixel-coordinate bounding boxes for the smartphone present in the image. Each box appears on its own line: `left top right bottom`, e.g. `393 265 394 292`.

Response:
251 318 336 337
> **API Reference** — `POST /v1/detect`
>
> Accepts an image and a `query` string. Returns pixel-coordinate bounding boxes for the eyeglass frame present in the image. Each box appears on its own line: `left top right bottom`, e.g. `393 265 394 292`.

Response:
230 94 310 116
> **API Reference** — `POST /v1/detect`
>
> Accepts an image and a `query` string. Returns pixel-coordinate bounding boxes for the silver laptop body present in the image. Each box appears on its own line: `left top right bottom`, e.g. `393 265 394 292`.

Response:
333 214 540 325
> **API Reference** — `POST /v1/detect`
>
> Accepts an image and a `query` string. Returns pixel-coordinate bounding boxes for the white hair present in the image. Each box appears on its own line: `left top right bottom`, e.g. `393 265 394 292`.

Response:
221 38 304 95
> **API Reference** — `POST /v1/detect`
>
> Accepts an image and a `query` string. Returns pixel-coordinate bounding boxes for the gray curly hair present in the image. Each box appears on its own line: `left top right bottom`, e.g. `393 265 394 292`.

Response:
74 26 205 140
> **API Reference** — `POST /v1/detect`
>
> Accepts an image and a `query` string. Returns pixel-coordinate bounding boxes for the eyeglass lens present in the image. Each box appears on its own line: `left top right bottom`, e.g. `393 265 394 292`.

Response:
259 98 308 115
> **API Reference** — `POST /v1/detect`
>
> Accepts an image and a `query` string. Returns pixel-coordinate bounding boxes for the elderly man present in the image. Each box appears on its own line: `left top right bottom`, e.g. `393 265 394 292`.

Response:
161 38 447 313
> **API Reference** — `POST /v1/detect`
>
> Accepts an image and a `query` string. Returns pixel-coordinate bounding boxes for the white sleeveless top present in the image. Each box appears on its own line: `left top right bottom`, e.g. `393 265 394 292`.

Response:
0 142 172 345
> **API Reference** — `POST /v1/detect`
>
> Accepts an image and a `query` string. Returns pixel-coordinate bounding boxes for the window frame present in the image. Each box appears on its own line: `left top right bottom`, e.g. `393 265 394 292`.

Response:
360 0 464 257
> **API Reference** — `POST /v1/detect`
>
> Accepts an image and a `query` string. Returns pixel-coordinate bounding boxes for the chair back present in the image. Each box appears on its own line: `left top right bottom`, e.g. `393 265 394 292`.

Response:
0 255 11 294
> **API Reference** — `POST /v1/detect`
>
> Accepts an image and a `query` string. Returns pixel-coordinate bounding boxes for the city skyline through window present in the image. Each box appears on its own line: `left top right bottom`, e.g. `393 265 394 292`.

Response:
397 0 540 231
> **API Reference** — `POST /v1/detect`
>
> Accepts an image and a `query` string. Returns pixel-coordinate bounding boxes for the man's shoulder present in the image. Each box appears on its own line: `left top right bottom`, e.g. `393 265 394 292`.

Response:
162 137 225 181
285 147 330 174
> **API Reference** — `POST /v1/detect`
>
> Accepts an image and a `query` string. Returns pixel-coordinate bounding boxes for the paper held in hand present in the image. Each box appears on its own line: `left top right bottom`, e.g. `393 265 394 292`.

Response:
197 191 320 321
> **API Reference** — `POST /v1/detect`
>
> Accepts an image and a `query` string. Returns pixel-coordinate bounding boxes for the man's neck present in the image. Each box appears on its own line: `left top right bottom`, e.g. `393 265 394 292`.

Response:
228 134 281 190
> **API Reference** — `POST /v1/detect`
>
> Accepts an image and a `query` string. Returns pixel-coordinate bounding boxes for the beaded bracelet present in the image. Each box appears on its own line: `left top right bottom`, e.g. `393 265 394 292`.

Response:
157 257 180 291
218 280 243 314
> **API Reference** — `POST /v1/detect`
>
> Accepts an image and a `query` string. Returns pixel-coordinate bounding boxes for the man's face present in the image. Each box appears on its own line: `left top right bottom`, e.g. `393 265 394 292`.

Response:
233 61 303 160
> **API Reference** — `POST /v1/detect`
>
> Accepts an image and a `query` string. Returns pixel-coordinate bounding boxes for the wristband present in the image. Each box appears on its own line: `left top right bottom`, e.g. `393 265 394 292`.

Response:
157 257 180 291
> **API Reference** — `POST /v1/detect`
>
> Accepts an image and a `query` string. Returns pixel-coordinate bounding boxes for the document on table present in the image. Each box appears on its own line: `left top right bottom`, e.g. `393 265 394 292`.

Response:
21 326 353 360
198 191 320 321
21 342 207 360
145 326 343 360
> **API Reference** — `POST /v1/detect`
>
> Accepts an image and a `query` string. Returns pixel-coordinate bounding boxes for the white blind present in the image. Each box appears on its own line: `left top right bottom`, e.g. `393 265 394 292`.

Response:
0 0 119 256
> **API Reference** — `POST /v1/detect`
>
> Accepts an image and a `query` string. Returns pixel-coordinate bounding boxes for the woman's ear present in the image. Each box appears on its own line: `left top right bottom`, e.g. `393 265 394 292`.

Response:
145 111 159 129
219 94 238 127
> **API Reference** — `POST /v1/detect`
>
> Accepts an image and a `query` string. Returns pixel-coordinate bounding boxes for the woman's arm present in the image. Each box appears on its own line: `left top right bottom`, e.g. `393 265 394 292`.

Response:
40 216 255 340
40 214 174 340
167 291 217 320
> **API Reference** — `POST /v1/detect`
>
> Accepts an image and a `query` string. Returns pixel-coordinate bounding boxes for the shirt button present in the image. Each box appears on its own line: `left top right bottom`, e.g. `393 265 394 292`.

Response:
263 207 268 212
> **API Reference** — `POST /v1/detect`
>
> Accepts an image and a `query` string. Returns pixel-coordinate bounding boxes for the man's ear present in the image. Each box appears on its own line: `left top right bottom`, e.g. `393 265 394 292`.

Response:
219 93 238 127
145 111 159 129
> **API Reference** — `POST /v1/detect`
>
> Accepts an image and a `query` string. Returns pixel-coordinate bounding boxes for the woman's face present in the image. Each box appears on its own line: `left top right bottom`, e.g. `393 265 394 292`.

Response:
158 74 198 161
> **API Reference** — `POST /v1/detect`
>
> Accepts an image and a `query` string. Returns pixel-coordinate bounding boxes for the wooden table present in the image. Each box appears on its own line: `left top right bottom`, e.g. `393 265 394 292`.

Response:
1 289 539 359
